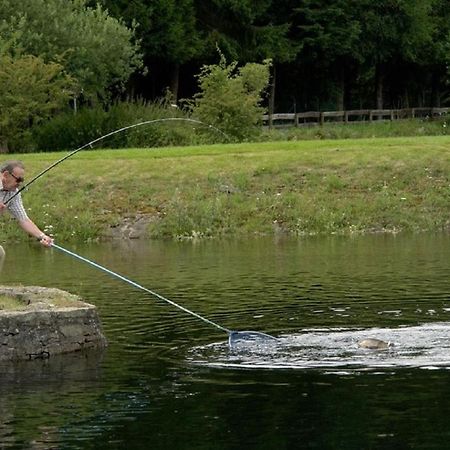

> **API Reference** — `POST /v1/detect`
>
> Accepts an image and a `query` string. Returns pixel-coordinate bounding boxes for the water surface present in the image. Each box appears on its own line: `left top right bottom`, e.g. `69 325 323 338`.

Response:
1 233 449 449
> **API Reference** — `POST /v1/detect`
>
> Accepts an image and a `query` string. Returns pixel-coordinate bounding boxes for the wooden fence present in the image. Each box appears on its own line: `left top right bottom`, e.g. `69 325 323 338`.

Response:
262 107 450 128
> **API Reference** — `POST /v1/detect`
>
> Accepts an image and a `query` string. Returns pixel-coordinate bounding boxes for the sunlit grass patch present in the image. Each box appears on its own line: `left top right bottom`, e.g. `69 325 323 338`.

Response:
0 295 26 310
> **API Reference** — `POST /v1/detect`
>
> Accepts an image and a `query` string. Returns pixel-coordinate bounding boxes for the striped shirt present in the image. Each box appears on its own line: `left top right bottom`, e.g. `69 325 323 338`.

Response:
0 181 29 221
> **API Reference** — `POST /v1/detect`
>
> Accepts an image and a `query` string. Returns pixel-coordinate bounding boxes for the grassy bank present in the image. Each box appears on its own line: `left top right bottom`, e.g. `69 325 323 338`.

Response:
261 117 448 141
1 135 449 242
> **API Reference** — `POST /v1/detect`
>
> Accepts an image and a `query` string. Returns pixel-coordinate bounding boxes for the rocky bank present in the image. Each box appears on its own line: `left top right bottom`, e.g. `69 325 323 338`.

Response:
0 285 107 361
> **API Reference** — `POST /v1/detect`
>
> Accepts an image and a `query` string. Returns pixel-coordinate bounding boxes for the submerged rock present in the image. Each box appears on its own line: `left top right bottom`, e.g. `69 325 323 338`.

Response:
0 285 107 361
358 338 392 350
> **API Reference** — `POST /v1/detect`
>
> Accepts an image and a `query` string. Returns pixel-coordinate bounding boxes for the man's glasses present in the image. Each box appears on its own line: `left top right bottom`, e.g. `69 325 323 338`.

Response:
9 172 24 183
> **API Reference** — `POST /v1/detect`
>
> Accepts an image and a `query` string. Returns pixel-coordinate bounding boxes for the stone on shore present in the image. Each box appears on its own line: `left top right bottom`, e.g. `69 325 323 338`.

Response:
0 285 107 361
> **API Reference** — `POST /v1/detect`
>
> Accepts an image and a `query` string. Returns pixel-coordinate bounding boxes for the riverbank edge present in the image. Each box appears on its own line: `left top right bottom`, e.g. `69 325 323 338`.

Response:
1 135 449 241
0 286 107 361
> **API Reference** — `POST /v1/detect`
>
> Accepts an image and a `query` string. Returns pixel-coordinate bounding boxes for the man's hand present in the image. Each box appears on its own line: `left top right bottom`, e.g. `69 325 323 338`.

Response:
38 234 53 247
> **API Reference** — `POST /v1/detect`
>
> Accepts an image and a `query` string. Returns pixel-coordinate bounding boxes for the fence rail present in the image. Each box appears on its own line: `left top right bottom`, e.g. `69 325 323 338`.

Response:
262 107 450 127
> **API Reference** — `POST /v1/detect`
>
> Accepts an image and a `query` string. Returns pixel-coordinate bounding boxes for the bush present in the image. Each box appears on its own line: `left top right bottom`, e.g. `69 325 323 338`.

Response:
27 96 226 152
185 53 271 141
0 54 74 152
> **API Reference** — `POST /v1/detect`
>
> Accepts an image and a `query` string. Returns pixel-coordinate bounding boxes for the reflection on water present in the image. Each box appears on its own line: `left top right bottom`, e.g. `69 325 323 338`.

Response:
0 233 449 449
0 348 105 384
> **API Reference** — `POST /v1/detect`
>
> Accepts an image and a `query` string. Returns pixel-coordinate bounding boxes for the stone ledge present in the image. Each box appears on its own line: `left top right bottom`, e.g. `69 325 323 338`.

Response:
0 285 107 361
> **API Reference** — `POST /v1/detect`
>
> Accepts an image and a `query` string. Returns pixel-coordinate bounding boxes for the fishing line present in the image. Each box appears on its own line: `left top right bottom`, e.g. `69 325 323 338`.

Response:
6 117 230 205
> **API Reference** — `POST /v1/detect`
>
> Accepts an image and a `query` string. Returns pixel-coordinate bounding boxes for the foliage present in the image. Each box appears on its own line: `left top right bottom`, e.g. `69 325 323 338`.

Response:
0 54 74 151
0 0 142 101
27 97 225 152
429 0 450 102
196 0 297 62
98 0 203 99
101 0 203 64
1 0 449 146
186 55 271 140
294 0 361 107
93 0 449 111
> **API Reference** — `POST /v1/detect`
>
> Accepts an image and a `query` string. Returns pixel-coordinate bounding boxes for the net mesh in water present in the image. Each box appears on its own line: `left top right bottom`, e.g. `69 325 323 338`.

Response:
228 331 279 348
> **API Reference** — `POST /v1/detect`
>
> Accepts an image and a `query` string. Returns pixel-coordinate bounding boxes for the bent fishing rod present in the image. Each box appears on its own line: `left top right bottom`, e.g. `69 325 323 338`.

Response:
6 117 230 205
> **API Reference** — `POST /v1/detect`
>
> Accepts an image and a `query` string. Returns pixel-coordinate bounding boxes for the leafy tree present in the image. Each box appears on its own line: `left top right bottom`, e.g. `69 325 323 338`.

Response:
0 0 142 101
356 0 434 108
187 54 271 140
295 0 361 110
101 0 297 107
99 0 203 100
195 0 299 119
426 0 450 106
0 54 74 151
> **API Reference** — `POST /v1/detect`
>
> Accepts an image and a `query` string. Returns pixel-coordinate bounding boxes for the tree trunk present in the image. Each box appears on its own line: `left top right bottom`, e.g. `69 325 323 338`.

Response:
431 69 441 108
268 64 276 129
375 63 384 110
403 88 410 109
169 62 180 102
0 141 9 153
336 65 345 111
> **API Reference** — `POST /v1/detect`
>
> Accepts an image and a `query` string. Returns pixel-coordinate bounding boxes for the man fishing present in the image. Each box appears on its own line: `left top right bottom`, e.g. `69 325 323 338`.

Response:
0 161 53 254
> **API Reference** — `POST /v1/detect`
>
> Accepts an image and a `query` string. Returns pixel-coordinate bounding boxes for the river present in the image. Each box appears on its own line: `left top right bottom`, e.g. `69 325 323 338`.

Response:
1 233 449 449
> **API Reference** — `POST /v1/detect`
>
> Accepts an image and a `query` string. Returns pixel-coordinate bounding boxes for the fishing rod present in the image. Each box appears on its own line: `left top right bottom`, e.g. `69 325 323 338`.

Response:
6 117 230 205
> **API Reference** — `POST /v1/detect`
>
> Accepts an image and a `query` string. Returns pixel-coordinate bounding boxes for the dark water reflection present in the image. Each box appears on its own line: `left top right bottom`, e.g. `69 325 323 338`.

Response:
0 233 450 449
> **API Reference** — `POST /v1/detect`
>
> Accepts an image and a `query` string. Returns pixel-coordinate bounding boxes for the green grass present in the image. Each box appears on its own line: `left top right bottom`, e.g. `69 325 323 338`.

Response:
260 117 449 141
1 134 449 241
0 293 84 310
0 295 25 310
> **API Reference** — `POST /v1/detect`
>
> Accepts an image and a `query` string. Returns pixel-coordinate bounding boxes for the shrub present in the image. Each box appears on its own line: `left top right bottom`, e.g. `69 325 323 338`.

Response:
185 53 271 141
0 54 74 152
28 96 226 152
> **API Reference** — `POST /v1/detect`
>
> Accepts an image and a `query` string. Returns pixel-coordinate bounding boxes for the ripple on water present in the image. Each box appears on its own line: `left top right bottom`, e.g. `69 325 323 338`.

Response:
187 322 450 372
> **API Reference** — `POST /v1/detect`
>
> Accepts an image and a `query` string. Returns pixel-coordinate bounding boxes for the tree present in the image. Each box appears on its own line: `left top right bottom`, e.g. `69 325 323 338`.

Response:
100 0 298 106
356 0 434 109
99 0 203 100
295 0 361 110
0 0 142 101
426 0 450 106
0 54 74 151
195 0 299 117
